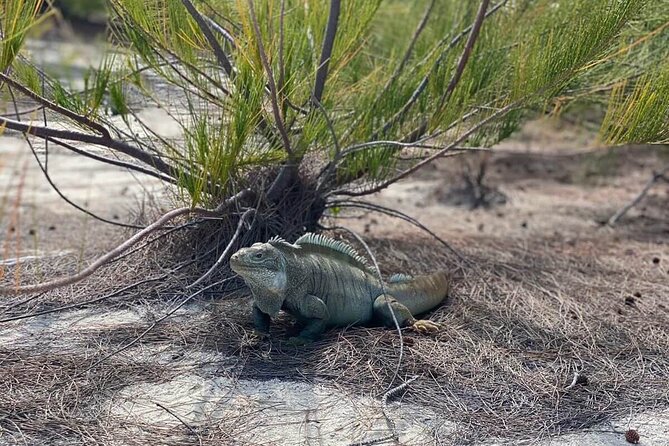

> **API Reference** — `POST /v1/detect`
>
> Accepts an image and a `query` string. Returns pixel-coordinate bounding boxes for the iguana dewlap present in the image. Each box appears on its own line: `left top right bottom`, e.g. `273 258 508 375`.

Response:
230 233 451 345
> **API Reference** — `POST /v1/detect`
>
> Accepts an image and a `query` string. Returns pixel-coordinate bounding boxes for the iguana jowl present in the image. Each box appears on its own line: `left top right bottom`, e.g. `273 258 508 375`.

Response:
230 233 451 345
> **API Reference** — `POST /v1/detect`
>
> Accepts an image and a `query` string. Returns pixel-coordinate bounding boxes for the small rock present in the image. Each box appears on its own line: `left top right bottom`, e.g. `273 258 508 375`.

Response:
575 374 588 386
625 429 640 444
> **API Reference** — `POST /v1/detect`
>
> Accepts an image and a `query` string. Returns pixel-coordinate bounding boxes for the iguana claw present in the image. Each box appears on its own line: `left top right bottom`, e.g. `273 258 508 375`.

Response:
286 336 313 346
242 330 269 346
411 319 441 334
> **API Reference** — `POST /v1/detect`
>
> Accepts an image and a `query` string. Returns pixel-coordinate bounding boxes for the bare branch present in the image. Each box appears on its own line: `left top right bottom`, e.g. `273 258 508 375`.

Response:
0 72 111 137
0 115 181 180
0 207 192 295
313 0 341 104
437 0 491 109
0 189 253 295
180 0 234 76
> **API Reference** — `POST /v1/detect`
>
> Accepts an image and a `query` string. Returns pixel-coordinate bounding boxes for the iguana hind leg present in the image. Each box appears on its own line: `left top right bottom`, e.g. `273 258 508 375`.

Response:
373 294 441 334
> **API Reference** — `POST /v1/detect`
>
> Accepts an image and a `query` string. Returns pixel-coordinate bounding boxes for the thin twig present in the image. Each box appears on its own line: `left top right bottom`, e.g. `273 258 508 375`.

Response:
335 101 519 196
180 0 234 76
379 375 419 441
155 402 203 445
187 208 255 288
247 0 293 157
24 135 146 229
0 274 168 323
437 0 491 109
607 165 669 226
76 278 231 377
328 227 404 394
327 200 467 263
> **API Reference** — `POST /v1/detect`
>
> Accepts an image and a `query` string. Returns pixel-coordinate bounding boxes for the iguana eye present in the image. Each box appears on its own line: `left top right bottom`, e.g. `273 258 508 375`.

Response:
254 252 263 259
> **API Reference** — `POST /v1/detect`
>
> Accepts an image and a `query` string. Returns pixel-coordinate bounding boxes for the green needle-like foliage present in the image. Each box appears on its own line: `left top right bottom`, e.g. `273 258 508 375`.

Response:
2 0 668 209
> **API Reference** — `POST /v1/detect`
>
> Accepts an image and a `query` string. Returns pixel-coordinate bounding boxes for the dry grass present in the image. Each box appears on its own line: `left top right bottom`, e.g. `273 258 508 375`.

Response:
1 224 668 445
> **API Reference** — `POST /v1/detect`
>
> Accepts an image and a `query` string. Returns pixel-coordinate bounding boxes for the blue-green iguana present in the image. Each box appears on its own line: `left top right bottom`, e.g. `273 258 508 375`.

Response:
230 233 451 345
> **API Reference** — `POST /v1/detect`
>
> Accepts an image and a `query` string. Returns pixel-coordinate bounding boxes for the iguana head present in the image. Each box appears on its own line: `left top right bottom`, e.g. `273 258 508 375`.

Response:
230 242 287 316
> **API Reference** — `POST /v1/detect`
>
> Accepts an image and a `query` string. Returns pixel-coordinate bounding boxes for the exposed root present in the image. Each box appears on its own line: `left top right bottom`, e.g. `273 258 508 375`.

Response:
0 188 254 295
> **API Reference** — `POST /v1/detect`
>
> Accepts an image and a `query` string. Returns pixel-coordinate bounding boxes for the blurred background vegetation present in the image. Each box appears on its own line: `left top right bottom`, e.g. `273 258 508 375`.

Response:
52 0 106 23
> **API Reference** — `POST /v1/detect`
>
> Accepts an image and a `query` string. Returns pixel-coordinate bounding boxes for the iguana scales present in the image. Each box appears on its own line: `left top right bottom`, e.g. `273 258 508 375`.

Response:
230 233 451 345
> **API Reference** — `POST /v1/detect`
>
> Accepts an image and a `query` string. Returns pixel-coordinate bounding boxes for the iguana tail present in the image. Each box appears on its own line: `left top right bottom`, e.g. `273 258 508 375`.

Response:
386 271 451 316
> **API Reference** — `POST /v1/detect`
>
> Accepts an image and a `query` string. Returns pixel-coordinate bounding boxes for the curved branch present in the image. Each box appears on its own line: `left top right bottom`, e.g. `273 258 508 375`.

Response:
0 207 192 295
0 115 180 180
334 101 518 196
0 189 254 295
0 72 111 138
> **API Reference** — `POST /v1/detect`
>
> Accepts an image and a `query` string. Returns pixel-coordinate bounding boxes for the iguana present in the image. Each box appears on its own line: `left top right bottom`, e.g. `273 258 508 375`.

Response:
230 233 451 345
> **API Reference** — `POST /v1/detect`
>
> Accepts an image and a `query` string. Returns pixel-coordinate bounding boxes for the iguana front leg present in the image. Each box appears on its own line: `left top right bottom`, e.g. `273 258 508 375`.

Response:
286 295 329 346
252 304 271 339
